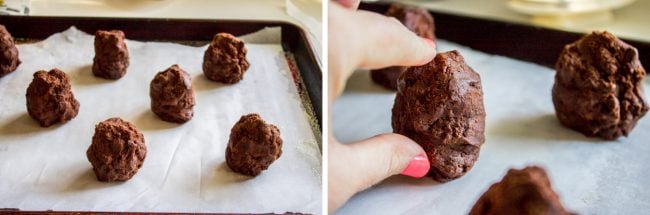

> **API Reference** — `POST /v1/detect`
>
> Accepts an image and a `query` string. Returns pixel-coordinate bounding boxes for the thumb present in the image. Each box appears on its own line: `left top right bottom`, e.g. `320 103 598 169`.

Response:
328 133 430 211
347 133 430 191
335 0 361 9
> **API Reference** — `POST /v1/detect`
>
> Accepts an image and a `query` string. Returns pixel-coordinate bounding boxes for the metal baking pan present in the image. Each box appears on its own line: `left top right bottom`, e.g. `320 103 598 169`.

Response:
0 15 322 133
360 2 650 68
0 15 321 215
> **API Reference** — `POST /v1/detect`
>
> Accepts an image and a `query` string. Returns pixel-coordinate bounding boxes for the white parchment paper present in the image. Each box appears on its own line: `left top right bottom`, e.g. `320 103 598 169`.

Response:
333 40 650 214
0 27 321 214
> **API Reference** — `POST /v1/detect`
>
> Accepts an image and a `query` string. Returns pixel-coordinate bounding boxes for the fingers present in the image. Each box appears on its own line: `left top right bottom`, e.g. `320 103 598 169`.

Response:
335 0 361 9
327 3 436 101
328 2 361 101
351 10 437 70
347 133 429 187
328 133 429 211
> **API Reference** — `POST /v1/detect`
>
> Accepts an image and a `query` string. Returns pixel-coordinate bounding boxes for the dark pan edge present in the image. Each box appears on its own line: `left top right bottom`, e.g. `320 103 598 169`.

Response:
359 2 650 70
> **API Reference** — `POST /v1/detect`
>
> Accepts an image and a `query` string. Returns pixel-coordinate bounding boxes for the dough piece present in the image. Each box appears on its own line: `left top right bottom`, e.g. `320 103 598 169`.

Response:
553 31 648 139
226 114 282 176
371 3 436 90
150 64 195 123
470 166 574 215
392 50 485 182
92 30 129 80
25 68 80 127
87 118 146 182
0 25 21 78
202 33 250 84
370 66 408 91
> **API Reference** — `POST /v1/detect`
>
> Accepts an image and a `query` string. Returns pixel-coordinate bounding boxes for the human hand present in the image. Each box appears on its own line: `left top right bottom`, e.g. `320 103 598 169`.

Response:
328 1 437 212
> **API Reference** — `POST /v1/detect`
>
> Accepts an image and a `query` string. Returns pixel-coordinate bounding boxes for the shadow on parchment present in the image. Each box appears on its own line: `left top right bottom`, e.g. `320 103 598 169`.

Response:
204 162 255 189
133 110 179 131
59 168 123 192
380 174 442 188
343 69 397 94
489 114 609 143
0 112 60 136
69 64 113 86
193 74 228 92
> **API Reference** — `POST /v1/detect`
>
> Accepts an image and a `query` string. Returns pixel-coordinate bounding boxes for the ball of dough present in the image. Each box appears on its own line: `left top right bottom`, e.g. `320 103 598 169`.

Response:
150 64 195 123
553 31 648 140
87 118 146 182
370 66 408 91
392 50 485 182
371 3 436 90
92 30 129 80
470 166 574 215
385 3 436 42
202 33 250 84
0 25 21 78
26 68 79 127
226 114 282 176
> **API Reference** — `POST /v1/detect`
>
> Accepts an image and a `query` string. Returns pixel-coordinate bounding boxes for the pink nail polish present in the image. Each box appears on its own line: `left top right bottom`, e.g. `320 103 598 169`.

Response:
401 153 430 178
423 38 436 50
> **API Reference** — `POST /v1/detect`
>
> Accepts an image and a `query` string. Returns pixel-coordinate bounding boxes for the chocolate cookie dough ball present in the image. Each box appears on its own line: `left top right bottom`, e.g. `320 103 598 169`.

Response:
150 64 195 123
0 25 21 78
371 3 436 90
226 114 282 176
370 67 408 91
87 118 146 182
202 33 250 84
392 51 485 182
92 30 129 80
553 31 648 140
470 166 574 215
385 3 436 41
26 69 80 127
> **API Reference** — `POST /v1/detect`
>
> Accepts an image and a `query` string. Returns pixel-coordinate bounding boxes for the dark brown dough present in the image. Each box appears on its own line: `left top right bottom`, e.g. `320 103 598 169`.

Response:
92 30 129 80
392 50 485 182
0 25 20 78
553 31 648 140
202 33 250 84
226 113 282 176
470 166 574 215
371 3 436 90
150 64 195 123
87 118 146 182
25 68 79 127
370 66 408 91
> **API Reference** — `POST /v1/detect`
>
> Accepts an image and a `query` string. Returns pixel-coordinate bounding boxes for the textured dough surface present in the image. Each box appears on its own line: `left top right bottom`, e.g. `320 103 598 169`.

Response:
392 50 485 182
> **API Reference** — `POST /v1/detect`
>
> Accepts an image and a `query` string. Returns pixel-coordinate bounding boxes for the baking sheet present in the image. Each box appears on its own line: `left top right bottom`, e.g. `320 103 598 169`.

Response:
332 40 650 214
0 27 321 213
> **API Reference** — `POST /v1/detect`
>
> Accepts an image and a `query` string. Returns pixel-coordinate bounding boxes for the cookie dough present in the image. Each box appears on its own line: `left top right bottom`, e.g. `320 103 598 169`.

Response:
202 33 250 84
470 166 574 215
553 31 648 140
150 64 195 123
371 3 436 90
226 113 282 176
26 69 80 127
392 50 485 182
87 118 146 182
92 30 130 80
0 25 20 78
370 66 408 91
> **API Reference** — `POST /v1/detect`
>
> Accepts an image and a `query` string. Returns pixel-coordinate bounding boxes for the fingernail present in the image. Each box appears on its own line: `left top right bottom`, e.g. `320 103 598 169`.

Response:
423 38 436 50
400 153 430 178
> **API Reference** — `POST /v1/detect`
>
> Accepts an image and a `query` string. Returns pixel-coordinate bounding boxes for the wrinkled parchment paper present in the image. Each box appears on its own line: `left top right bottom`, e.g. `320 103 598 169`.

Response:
0 27 321 214
333 40 650 214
